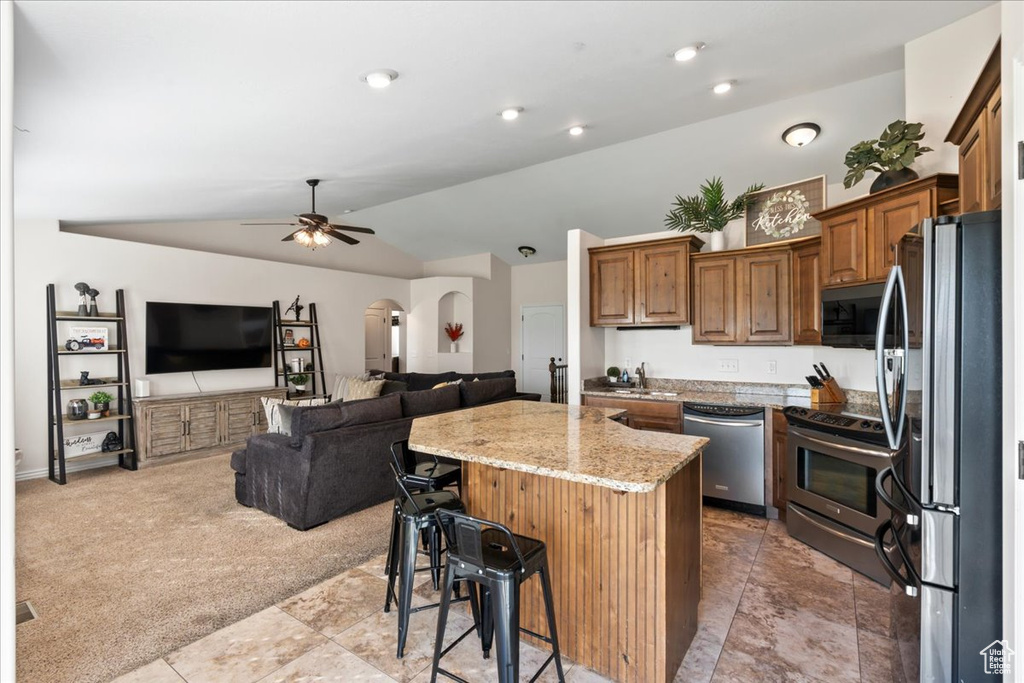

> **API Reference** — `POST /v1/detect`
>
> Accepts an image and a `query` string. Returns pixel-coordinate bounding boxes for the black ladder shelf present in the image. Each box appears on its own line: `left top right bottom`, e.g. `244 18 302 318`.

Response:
46 284 137 484
273 300 328 400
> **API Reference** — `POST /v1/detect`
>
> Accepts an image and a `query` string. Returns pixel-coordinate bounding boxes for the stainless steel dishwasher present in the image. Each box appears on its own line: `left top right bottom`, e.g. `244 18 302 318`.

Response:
683 403 766 514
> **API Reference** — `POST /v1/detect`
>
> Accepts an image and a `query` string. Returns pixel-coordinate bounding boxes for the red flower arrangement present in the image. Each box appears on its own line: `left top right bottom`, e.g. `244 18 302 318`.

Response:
444 322 464 342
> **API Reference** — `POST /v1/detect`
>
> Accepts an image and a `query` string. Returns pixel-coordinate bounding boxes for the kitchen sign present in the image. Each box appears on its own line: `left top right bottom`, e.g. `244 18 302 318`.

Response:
744 175 825 246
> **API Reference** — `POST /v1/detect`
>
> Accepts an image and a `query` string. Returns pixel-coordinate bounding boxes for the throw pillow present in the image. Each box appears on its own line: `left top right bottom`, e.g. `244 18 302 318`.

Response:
331 373 370 401
459 377 517 407
260 395 328 434
380 380 409 395
344 377 386 401
400 384 461 417
431 379 464 390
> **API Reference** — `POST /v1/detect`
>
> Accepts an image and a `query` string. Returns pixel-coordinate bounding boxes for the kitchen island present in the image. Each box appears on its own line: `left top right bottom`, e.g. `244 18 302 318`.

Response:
409 401 707 683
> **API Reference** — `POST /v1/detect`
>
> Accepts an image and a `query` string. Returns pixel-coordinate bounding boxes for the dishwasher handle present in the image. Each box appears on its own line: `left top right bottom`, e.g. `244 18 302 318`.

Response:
683 415 764 428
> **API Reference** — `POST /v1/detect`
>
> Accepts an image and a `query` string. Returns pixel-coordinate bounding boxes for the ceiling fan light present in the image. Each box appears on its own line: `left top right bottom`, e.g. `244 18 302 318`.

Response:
312 230 332 247
294 229 314 247
782 122 821 147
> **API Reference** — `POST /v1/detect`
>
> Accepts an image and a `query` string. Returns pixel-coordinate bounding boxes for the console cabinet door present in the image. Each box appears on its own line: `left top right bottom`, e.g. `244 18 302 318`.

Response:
146 405 185 458
739 251 792 345
223 397 258 443
791 240 821 345
821 210 868 286
636 243 690 324
184 402 219 451
868 190 930 281
692 257 737 344
590 248 635 326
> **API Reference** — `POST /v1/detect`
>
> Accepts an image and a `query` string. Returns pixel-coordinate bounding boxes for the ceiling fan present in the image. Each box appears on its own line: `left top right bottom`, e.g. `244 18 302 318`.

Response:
242 179 375 249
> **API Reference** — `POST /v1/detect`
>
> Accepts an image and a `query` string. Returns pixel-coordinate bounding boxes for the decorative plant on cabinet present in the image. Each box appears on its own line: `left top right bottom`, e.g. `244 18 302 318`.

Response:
664 176 764 251
843 119 933 193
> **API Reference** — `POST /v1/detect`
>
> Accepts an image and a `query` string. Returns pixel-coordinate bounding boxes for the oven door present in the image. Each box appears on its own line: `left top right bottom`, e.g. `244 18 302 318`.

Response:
787 425 893 537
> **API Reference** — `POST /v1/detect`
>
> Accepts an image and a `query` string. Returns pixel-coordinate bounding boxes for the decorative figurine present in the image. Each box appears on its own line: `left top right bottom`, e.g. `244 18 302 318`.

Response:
79 371 104 386
87 288 100 317
297 337 311 348
101 431 123 453
285 295 304 322
74 282 91 316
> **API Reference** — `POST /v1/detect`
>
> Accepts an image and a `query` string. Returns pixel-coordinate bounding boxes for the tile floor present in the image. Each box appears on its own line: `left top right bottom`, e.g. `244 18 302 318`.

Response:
113 507 894 683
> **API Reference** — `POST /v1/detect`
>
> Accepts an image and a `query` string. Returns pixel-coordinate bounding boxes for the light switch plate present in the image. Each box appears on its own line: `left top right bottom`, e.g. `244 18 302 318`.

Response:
766 361 777 375
718 359 739 373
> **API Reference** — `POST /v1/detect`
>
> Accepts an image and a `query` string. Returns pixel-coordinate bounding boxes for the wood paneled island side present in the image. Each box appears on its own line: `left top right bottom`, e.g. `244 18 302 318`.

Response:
409 401 707 683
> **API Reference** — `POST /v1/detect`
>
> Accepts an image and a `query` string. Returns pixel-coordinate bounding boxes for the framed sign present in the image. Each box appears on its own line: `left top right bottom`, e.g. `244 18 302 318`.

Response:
63 431 108 457
745 176 826 246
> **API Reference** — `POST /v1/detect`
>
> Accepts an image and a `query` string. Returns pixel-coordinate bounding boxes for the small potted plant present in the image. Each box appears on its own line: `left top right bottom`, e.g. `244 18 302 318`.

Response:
843 119 933 193
664 177 765 251
88 390 114 418
607 366 621 384
290 373 310 394
445 322 464 353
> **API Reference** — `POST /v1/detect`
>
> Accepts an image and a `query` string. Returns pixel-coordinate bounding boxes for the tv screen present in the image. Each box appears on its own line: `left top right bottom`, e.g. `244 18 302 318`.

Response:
146 302 273 374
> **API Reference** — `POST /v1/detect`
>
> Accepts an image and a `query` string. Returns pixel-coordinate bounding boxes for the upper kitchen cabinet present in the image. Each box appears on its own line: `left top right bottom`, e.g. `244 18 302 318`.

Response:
814 173 959 288
946 40 1001 213
588 235 704 327
791 239 822 345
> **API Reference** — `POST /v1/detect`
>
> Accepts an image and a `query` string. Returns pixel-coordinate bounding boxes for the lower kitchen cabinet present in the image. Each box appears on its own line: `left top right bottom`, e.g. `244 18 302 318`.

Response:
772 408 788 520
581 395 682 433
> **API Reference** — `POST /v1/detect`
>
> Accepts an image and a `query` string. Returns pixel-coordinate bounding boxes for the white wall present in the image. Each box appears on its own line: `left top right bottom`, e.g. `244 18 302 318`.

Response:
567 230 605 405
14 220 411 479
511 260 568 390
1 1 15 677
407 276 474 374
905 3 1002 175
471 254 511 373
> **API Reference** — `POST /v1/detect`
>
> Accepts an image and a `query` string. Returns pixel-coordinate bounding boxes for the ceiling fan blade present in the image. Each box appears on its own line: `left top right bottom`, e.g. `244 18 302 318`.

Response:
242 222 299 226
282 229 304 242
327 229 360 245
327 223 375 235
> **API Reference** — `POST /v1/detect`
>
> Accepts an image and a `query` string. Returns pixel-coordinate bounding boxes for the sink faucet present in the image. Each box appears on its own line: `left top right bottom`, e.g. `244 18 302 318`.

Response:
636 362 646 390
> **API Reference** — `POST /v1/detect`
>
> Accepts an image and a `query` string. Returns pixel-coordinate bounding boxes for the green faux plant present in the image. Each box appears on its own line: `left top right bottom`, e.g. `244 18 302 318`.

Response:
290 373 310 386
843 119 933 188
606 366 621 378
88 391 114 405
664 177 765 234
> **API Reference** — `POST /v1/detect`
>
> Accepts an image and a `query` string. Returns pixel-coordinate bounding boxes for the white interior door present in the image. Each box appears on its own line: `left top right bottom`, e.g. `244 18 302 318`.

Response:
364 306 388 372
521 304 565 401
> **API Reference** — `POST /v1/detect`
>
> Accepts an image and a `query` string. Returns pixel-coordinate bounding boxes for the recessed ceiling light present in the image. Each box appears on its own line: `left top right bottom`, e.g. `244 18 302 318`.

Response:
672 43 705 62
712 81 733 95
362 69 398 89
500 107 524 121
568 125 585 136
343 209 353 214
782 122 821 147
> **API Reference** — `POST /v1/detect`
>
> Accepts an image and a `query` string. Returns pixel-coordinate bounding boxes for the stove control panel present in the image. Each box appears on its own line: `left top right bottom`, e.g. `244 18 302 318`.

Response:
783 406 890 445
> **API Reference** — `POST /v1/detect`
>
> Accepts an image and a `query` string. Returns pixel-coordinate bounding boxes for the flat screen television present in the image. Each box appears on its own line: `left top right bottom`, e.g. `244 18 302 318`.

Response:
146 302 273 374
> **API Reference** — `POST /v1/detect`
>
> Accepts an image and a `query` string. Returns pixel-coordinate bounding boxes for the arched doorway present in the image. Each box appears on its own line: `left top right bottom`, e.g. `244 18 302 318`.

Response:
365 299 406 373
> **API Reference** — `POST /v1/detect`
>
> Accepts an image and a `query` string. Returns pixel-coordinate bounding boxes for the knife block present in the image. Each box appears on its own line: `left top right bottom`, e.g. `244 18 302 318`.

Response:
811 377 846 405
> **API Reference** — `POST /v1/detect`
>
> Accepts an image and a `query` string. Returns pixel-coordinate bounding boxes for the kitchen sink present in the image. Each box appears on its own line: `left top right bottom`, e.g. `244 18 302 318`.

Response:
610 389 678 397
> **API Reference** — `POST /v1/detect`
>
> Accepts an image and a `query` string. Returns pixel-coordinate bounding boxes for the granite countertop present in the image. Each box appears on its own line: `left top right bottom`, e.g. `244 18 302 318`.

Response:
408 401 707 493
582 387 809 410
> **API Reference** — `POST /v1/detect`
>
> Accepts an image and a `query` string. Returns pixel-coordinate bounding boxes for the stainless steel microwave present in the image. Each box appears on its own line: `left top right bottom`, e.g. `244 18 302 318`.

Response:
821 283 896 348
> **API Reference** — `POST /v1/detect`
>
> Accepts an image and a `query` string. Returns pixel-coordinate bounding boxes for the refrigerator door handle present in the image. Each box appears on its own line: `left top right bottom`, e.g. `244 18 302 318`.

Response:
876 265 908 450
876 467 919 526
874 518 920 596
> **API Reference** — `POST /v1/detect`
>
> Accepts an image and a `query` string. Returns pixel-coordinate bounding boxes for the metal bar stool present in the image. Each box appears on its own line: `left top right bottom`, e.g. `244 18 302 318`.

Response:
384 464 477 659
430 509 565 683
386 440 462 588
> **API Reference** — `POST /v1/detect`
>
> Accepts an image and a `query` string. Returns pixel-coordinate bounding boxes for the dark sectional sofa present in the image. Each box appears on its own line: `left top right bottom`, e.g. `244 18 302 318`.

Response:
231 371 540 530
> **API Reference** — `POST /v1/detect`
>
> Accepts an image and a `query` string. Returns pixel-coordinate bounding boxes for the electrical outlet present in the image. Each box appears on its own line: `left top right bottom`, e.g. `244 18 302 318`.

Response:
624 357 632 370
766 361 777 375
718 359 739 373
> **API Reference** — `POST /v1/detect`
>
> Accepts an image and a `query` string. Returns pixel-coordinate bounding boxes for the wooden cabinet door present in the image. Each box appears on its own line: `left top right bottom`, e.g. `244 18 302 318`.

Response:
986 85 1002 210
739 251 791 344
958 114 987 214
821 210 868 286
692 257 737 344
184 402 220 451
590 249 635 326
628 415 683 433
900 236 924 349
868 190 930 281
223 397 257 444
791 240 821 345
772 409 788 519
146 405 185 458
636 243 689 324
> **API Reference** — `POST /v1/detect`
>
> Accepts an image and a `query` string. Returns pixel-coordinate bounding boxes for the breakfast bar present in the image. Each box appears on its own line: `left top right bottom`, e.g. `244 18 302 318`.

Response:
409 401 708 683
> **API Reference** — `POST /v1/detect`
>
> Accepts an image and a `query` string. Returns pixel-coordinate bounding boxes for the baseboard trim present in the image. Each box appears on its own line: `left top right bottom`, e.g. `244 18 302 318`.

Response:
16 456 118 481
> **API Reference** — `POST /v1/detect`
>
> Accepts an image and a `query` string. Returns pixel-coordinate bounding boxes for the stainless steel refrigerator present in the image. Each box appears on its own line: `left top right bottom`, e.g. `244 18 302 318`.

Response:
872 210 1003 682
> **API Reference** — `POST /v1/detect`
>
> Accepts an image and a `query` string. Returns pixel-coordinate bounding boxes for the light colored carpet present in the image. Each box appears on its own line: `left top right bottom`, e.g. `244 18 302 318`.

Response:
15 452 392 683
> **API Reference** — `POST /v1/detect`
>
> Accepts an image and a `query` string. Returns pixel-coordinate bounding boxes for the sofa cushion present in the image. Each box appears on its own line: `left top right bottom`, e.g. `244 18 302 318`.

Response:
289 393 403 446
459 377 517 407
401 384 461 417
456 370 516 382
380 380 408 395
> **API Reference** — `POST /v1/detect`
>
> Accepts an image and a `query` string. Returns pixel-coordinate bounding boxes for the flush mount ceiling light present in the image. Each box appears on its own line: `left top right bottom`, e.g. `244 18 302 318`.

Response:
568 125 585 136
362 69 399 89
518 246 537 258
500 107 524 121
712 81 734 95
672 43 705 62
782 122 821 147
